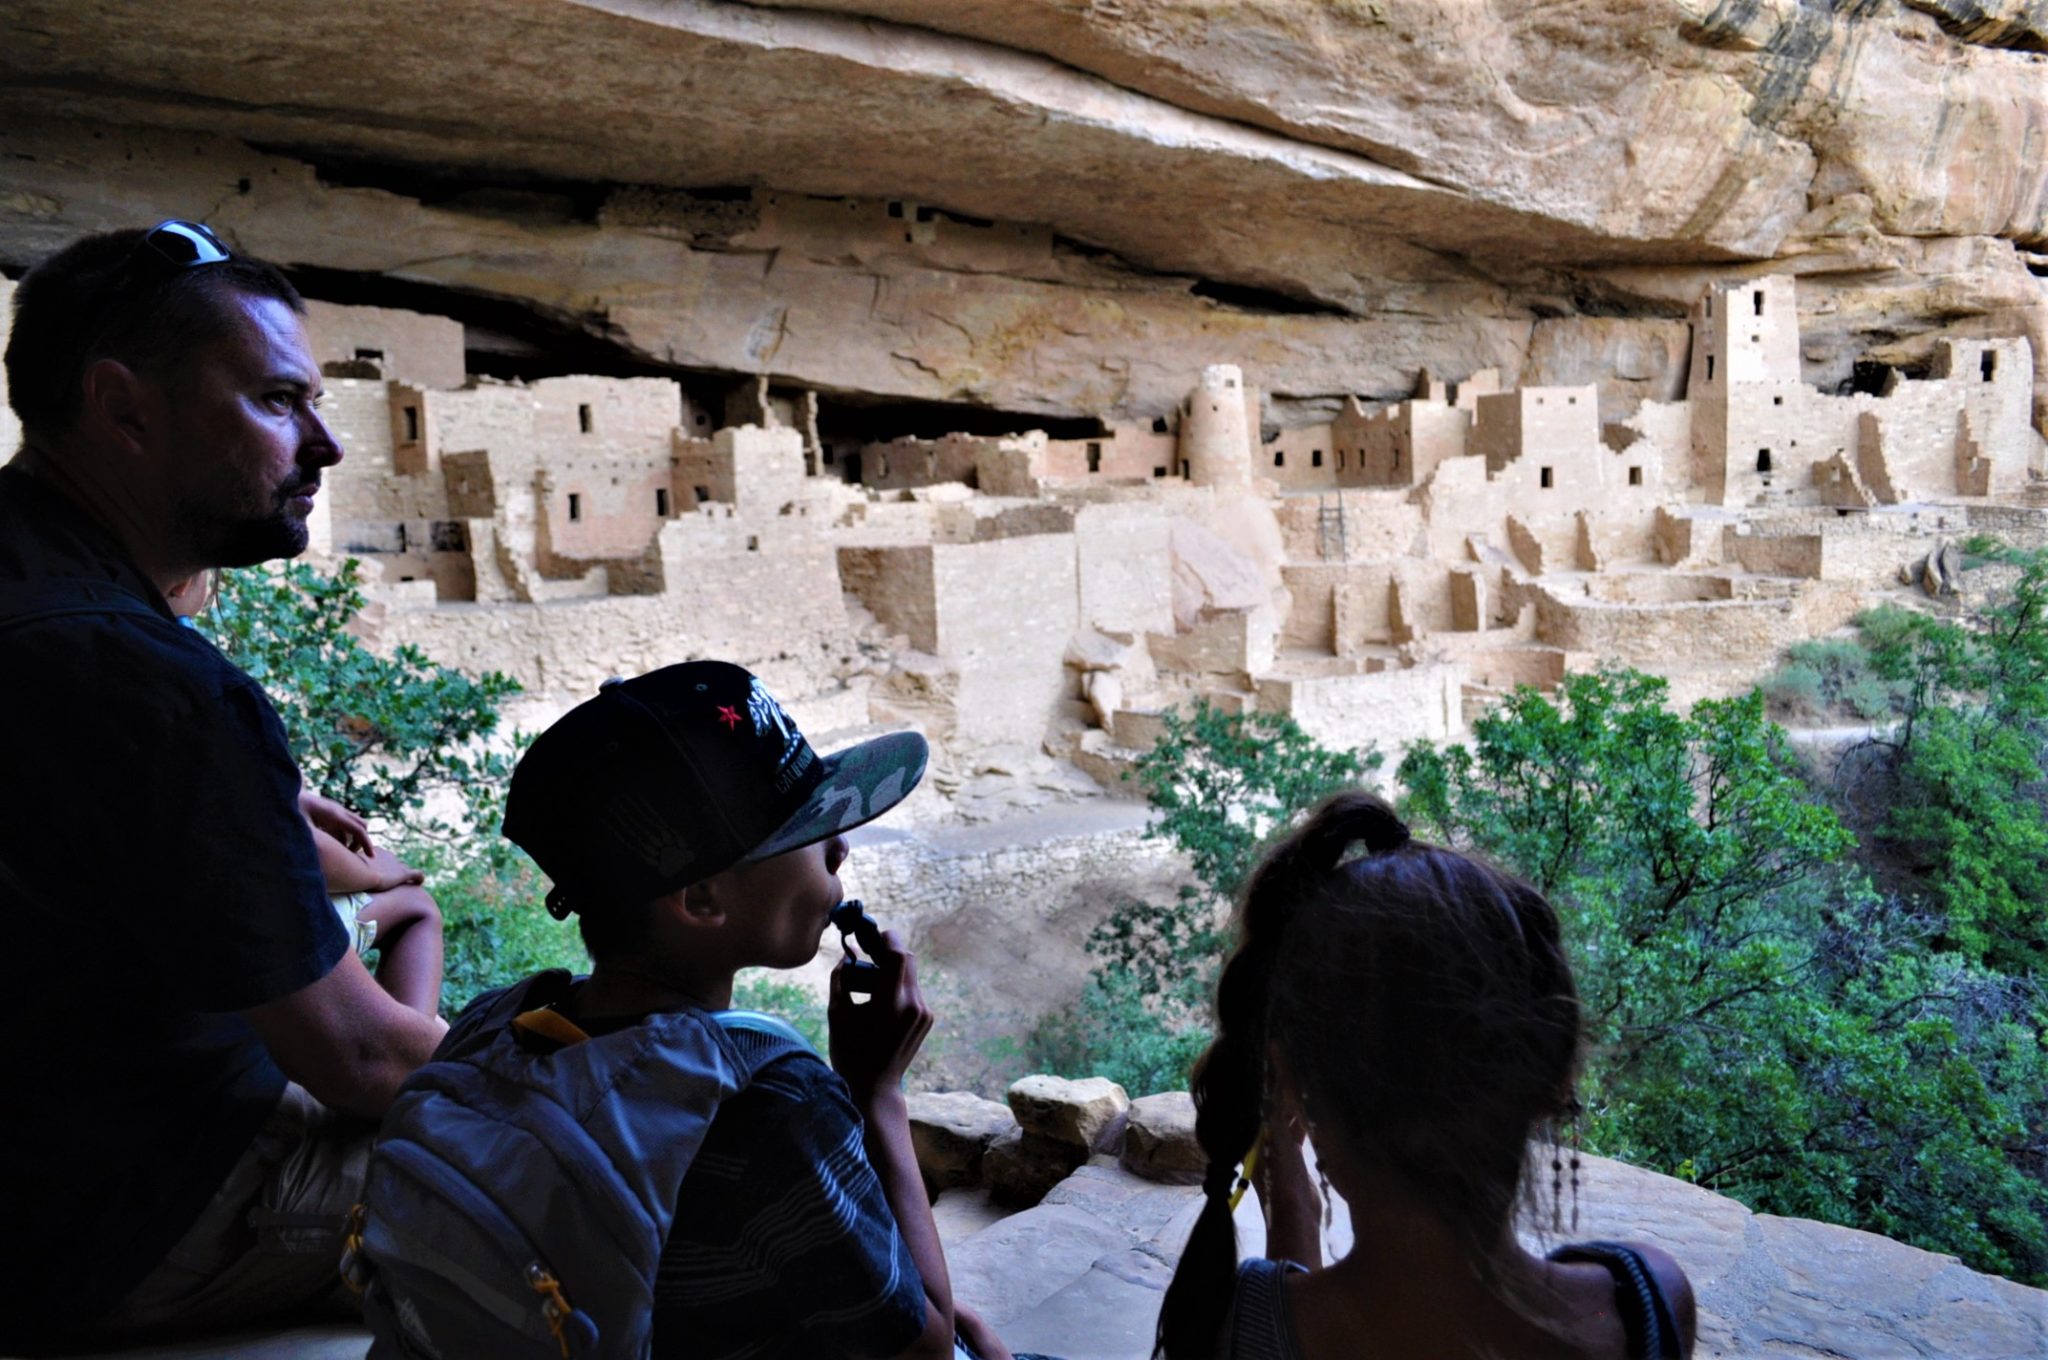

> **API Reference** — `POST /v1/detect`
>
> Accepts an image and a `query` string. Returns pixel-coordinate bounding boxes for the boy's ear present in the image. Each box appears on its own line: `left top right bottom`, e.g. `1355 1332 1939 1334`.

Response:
659 879 728 929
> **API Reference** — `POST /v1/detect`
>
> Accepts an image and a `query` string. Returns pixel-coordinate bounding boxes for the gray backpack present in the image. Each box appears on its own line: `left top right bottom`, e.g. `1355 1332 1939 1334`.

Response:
349 970 812 1360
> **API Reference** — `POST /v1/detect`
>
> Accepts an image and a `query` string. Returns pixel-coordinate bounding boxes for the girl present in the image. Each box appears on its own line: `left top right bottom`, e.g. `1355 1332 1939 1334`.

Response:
1156 791 1695 1359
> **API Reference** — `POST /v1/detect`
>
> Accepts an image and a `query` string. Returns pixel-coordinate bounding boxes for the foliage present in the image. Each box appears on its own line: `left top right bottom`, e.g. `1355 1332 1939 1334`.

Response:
199 558 558 1014
732 971 830 1054
1402 667 2045 1283
1760 635 1903 725
1037 704 1378 1097
1858 549 2048 972
1133 701 1380 908
201 559 523 841
1028 966 1211 1098
430 845 586 1017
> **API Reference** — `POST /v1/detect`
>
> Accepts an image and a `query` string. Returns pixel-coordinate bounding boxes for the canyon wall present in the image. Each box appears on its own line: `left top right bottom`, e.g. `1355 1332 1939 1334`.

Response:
0 0 2041 433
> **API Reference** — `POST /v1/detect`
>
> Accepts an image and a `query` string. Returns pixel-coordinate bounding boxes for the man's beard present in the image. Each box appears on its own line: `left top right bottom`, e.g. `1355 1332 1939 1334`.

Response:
185 482 314 568
212 511 310 567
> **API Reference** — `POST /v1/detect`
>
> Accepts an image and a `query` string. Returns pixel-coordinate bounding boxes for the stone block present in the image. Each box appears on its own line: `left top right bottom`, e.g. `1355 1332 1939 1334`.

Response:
908 1089 1017 1192
983 1125 1087 1208
1118 1092 1205 1185
1008 1074 1132 1151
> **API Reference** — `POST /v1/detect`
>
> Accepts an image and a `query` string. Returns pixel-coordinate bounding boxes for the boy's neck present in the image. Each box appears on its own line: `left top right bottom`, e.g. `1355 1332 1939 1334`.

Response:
575 962 735 1019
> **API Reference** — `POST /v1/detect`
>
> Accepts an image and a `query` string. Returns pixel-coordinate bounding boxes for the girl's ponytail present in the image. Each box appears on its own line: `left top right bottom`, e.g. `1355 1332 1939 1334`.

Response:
1154 791 1410 1358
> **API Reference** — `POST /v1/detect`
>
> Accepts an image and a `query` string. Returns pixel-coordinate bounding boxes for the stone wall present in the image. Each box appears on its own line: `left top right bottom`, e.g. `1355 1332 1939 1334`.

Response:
302 299 464 391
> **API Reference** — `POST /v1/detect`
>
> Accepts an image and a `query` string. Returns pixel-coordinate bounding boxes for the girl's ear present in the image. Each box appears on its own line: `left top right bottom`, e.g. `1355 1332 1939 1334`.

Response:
1267 1043 1309 1136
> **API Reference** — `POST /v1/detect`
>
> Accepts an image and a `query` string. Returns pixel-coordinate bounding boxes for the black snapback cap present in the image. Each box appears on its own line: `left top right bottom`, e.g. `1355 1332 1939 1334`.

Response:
503 661 927 920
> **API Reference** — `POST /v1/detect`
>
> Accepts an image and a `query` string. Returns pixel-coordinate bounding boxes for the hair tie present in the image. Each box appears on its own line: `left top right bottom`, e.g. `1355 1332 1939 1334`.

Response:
1202 1164 1237 1200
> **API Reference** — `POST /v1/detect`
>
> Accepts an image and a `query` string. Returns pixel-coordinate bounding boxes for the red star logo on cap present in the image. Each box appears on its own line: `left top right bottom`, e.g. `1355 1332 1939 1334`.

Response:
715 704 742 731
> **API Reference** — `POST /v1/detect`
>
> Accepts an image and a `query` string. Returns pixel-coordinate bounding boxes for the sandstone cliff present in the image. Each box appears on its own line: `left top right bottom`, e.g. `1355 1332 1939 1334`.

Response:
0 1 2041 433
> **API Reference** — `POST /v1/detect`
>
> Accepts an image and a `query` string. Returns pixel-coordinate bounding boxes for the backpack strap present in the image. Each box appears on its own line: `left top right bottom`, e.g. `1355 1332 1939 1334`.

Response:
1549 1241 1683 1360
0 578 166 632
710 1008 817 1081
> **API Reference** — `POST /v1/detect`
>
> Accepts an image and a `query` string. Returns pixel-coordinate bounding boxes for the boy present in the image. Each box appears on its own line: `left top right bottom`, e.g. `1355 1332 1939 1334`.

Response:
497 660 1011 1359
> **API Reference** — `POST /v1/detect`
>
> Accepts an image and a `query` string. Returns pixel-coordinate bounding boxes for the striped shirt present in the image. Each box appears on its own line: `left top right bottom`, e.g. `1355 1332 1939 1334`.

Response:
651 1049 927 1358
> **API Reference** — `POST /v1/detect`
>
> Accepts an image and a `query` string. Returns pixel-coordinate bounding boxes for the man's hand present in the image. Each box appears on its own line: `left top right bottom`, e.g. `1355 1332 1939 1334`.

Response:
827 927 931 1104
298 789 373 856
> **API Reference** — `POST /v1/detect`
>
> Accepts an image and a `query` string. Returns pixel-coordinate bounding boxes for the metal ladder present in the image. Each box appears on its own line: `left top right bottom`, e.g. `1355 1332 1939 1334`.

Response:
1318 494 1348 561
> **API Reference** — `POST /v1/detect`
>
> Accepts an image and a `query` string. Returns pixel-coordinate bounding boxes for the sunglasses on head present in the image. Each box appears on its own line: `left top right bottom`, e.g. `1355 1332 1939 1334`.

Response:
141 218 232 269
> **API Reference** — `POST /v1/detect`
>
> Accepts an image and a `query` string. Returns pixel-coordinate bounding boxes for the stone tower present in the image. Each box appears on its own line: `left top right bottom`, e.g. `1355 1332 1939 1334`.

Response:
1180 364 1255 488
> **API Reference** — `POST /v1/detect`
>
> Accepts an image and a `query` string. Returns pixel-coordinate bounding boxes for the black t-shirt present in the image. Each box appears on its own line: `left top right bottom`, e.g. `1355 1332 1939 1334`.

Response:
0 464 346 1339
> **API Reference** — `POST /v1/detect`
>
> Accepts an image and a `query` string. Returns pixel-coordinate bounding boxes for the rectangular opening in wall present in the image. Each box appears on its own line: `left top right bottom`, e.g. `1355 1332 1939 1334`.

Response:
1152 417 1170 434
355 347 384 363
1312 449 1323 468
1539 467 1554 488
1774 395 1784 406
1757 449 1772 473
1567 395 1577 405
655 488 670 516
822 447 835 465
567 492 582 521
578 404 593 434
1628 466 1643 486
746 535 760 551
1705 295 1712 318
693 485 710 503
1274 450 1285 467
1983 351 1998 381
402 406 419 442
1153 466 1168 478
914 205 936 223
1750 334 1759 344
1087 441 1103 473
886 201 904 218
1753 289 1764 316
1706 355 1715 381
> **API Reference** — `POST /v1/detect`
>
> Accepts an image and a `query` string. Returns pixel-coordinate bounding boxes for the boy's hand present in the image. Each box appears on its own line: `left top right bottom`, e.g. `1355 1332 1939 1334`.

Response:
299 790 374 856
360 845 426 892
826 927 932 1103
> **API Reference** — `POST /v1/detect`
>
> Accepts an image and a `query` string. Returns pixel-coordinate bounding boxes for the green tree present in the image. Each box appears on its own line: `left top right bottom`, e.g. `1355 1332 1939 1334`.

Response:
201 558 523 842
1858 551 2048 971
1401 667 2045 1282
1033 703 1377 1096
199 559 575 1014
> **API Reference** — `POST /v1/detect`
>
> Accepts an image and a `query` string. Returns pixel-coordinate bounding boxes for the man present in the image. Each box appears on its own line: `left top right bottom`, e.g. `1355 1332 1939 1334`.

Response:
0 222 445 1351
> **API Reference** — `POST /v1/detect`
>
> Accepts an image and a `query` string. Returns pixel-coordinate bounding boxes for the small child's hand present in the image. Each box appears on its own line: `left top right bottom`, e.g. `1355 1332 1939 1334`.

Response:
360 845 426 892
826 927 932 1103
299 790 374 856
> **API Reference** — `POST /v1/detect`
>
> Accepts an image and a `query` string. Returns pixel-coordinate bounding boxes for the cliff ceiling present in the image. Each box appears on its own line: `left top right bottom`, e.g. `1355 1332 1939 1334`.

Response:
1 0 2044 426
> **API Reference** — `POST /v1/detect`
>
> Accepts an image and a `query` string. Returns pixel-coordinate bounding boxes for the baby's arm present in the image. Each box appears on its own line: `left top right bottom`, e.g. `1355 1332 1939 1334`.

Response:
355 884 444 1018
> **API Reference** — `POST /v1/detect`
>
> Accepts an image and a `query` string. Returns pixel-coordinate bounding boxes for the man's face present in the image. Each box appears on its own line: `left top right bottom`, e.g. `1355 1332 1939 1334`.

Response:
157 292 342 568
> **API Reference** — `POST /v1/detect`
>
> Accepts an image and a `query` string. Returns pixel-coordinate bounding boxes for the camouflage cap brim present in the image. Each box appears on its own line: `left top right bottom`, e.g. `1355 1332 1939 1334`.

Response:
737 730 928 865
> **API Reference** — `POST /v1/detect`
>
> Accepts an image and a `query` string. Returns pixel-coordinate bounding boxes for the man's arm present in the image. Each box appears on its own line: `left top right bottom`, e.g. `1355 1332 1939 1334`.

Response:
243 952 446 1118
